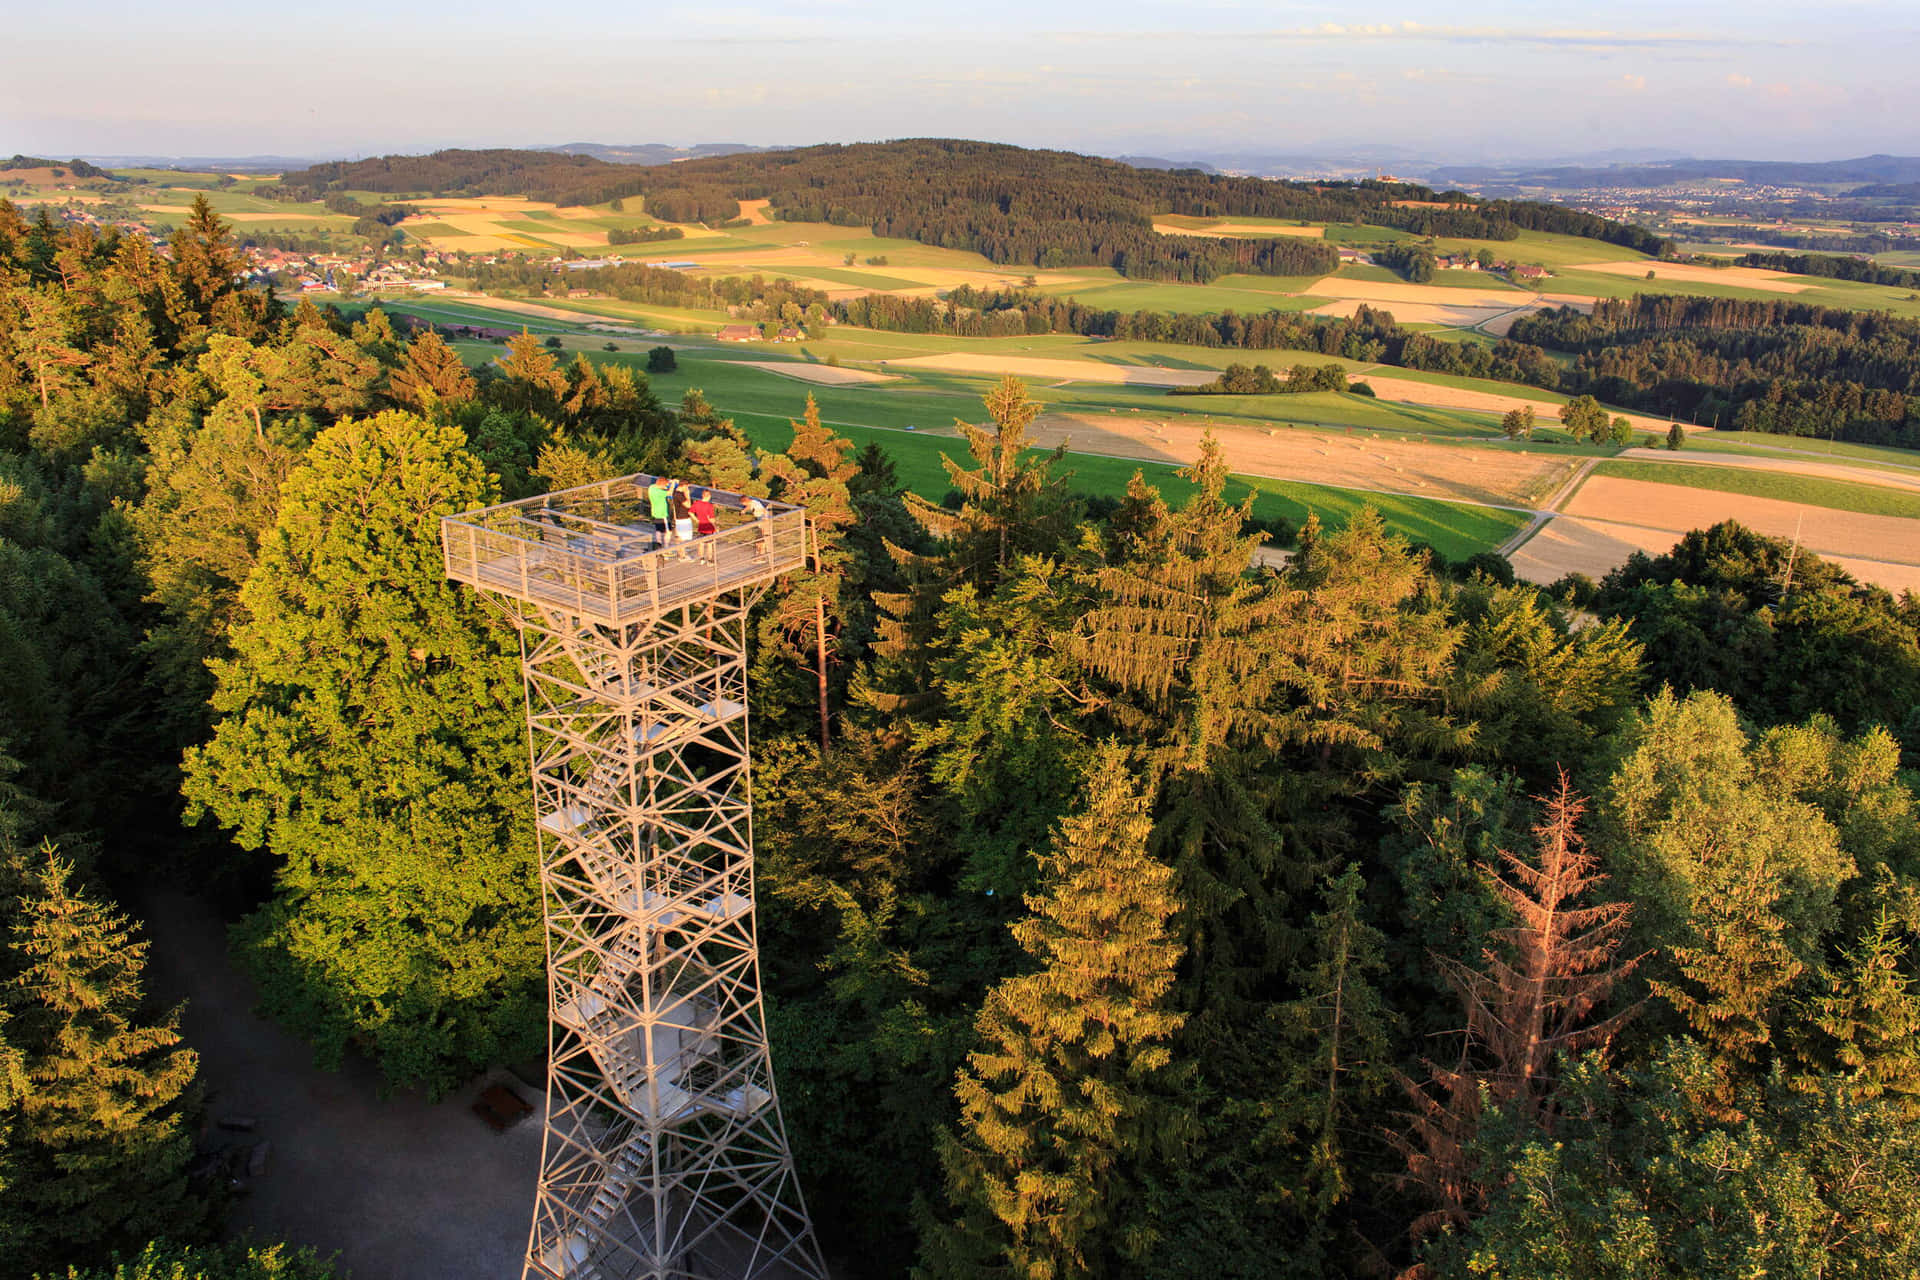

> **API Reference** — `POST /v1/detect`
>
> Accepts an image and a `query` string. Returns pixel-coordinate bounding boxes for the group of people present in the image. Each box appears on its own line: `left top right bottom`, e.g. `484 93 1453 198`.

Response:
644 477 773 561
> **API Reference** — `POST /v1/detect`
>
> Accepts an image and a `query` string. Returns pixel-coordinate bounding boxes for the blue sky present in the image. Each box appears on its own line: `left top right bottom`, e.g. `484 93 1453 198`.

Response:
8 1 1917 161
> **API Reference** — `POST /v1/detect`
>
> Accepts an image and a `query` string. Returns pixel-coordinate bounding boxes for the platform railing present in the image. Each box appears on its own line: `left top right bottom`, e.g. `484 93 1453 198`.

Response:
442 474 808 624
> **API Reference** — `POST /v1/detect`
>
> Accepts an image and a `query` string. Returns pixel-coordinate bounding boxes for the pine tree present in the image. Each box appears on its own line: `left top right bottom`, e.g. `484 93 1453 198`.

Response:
919 748 1185 1280
1396 775 1640 1235
1800 909 1920 1117
497 330 566 415
761 394 860 746
387 330 476 416
1072 437 1299 1000
1 850 202 1272
181 410 542 1094
898 374 1075 591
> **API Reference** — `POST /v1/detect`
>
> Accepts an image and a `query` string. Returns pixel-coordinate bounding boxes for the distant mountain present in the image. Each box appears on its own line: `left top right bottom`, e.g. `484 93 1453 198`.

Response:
540 142 774 166
1430 153 1920 190
75 154 336 172
1112 155 1220 174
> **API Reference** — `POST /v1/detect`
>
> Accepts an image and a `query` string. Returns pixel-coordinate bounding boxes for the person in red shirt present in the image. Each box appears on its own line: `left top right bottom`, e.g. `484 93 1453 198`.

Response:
690 489 718 538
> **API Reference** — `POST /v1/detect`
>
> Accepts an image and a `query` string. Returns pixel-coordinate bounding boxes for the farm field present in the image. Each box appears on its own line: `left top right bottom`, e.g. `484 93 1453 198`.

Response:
1592 458 1920 514
1543 474 1920 580
717 403 1530 561
1681 431 1920 473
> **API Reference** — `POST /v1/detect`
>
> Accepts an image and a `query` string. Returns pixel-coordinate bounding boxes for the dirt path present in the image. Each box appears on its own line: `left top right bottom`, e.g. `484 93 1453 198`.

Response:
1497 456 1603 558
140 892 540 1280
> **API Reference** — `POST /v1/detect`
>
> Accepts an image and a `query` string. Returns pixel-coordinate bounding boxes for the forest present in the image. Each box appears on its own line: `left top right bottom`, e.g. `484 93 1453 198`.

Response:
1735 250 1920 290
268 140 1668 281
2 195 1920 1279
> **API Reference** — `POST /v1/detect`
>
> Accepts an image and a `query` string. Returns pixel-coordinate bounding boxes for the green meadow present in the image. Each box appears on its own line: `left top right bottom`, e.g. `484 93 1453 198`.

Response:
1592 459 1920 519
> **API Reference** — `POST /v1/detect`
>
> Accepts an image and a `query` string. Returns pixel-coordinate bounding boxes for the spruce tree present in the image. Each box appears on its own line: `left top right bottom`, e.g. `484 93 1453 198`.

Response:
886 374 1075 618
386 329 476 416
1396 776 1639 1235
1270 864 1398 1213
761 394 860 746
1798 908 1920 1116
1072 436 1298 1000
1 851 201 1272
919 748 1185 1280
181 410 541 1094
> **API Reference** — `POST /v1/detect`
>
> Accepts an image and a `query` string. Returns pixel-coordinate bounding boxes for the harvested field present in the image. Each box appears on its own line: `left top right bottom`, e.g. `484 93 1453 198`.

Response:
1026 412 1571 507
1510 516 1689 583
1303 277 1534 310
1309 298 1515 327
734 361 899 386
434 296 656 331
888 353 1216 386
1561 475 1920 565
735 198 774 225
1512 514 1920 596
1150 221 1325 239
1569 260 1811 293
1360 376 1675 435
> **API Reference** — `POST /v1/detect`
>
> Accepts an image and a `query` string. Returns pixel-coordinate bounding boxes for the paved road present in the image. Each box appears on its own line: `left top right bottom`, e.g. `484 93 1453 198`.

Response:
140 892 542 1280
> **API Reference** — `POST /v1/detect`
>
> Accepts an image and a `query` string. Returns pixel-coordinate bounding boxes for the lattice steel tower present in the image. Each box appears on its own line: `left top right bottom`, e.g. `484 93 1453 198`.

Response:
443 474 825 1280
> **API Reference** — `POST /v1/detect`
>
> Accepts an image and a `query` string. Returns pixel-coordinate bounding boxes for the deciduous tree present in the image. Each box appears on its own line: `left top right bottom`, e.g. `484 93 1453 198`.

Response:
181 410 541 1094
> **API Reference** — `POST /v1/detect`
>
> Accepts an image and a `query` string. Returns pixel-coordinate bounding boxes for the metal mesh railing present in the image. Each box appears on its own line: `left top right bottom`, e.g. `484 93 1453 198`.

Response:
441 474 808 623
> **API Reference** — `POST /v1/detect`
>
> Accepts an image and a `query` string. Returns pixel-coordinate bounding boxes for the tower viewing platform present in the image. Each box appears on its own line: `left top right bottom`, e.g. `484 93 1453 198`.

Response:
442 475 808 626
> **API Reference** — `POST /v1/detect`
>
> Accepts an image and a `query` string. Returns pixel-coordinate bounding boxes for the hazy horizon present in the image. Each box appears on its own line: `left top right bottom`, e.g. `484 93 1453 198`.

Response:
8 0 1917 164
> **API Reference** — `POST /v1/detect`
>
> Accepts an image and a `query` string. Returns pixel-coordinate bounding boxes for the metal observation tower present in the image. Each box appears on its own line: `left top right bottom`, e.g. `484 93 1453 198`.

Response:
443 475 825 1280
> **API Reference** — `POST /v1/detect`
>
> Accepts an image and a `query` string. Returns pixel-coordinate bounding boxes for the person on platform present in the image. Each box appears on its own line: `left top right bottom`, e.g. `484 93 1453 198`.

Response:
690 488 718 539
744 495 773 561
647 476 673 547
670 482 695 558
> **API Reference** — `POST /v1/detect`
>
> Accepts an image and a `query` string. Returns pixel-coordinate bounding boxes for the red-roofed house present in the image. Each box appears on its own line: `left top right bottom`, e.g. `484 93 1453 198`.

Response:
715 325 757 342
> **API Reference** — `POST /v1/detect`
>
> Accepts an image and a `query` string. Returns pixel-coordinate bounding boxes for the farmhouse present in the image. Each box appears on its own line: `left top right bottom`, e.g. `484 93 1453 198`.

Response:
1511 264 1549 281
715 325 758 342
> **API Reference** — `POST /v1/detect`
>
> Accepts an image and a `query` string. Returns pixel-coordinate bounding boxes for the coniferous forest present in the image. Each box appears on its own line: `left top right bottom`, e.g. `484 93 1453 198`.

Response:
3 195 1920 1280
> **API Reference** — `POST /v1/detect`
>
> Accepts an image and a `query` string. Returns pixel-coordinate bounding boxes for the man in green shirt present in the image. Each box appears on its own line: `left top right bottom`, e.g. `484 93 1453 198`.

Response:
647 477 673 547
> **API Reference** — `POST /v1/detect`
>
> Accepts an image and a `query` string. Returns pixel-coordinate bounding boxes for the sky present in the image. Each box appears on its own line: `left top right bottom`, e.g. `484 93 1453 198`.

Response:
7 1 1918 164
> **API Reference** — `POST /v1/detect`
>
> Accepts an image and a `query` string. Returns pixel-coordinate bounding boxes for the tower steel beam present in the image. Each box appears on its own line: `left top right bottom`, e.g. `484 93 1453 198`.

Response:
443 475 825 1280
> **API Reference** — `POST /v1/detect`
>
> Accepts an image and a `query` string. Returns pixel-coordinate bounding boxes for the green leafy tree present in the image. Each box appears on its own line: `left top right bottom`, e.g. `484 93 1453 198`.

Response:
1 851 202 1274
1608 415 1634 447
130 407 299 725
919 748 1185 1280
1559 394 1609 445
50 1239 338 1280
1603 690 1855 1075
1438 1042 1920 1280
646 345 676 373
1665 421 1685 450
181 410 541 1094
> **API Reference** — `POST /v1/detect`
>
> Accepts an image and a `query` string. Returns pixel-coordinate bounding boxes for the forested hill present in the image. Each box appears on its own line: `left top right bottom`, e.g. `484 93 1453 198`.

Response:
270 139 1670 281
